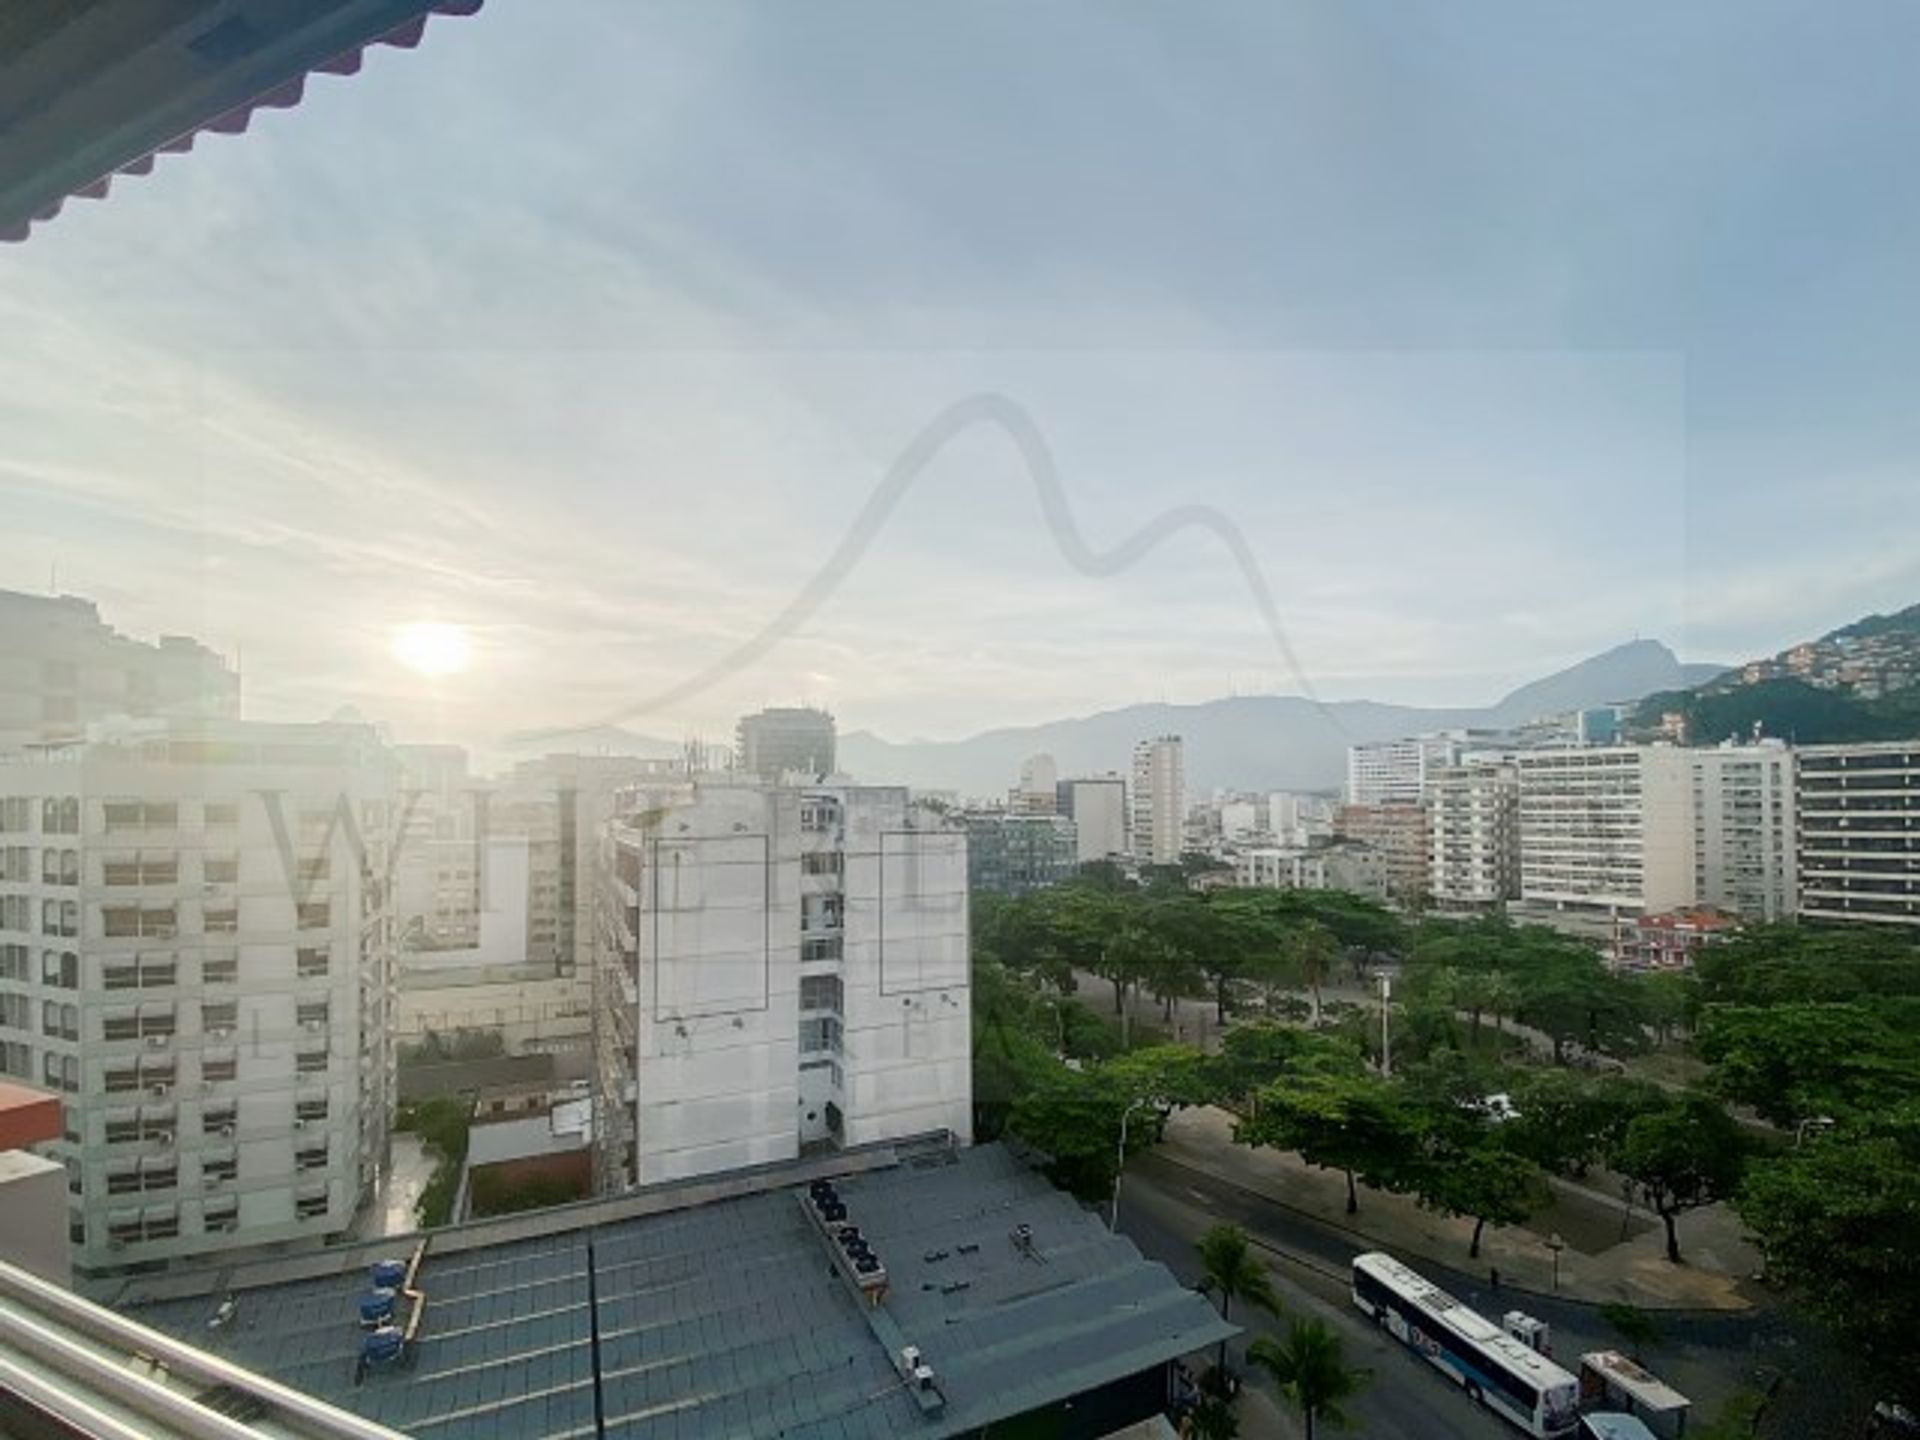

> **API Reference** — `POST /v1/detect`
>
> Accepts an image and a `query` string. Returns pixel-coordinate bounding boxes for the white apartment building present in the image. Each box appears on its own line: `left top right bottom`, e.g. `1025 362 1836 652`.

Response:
595 781 970 1190
0 590 238 754
1056 775 1128 863
1515 745 1695 914
1267 790 1335 848
1131 736 1186 865
1428 759 1520 910
1796 741 1920 930
1236 842 1387 901
0 717 398 1273
1013 753 1059 814
1691 741 1797 921
1345 733 1462 807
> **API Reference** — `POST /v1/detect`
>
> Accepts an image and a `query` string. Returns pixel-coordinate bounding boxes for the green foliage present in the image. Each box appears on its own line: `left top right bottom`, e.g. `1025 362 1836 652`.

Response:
1612 1093 1748 1263
1502 1069 1662 1177
1698 999 1920 1126
1738 1103 1920 1400
469 1168 588 1217
1239 1057 1412 1215
1247 1319 1368 1439
398 1027 507 1066
1632 676 1920 748
1195 1223 1281 1374
1694 923 1920 1008
399 1095 472 1229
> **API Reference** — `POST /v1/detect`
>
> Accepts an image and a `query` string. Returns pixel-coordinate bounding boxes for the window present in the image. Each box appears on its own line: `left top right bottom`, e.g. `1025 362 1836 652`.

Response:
142 1209 179 1241
202 855 239 883
102 1011 139 1042
105 1113 142 1144
138 955 177 988
0 896 30 932
42 798 79 835
203 1154 238 1184
140 1110 176 1142
201 1053 237 1083
40 849 78 885
42 1051 79 1091
296 1144 329 1172
201 1001 238 1032
104 1065 140 1094
103 906 174 939
297 903 331 930
799 974 843 1012
203 905 238 934
296 946 330 979
296 1000 329 1029
41 1001 78 1040
204 1202 239 1233
42 899 77 937
295 1096 329 1122
295 1193 330 1220
801 935 843 963
202 953 238 986
141 1165 177 1193
0 943 25 981
202 1105 237 1137
204 801 239 828
0 798 30 832
139 1008 177 1038
802 850 843 876
296 1048 329 1074
107 1168 141 1196
102 960 139 991
798 1016 842 1055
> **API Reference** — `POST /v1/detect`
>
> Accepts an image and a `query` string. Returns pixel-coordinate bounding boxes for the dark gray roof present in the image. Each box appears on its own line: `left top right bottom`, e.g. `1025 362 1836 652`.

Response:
126 1145 1231 1440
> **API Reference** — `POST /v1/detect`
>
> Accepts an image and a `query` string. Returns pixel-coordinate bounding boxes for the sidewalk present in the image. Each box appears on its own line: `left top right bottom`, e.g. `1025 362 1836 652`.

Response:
1159 1107 1759 1312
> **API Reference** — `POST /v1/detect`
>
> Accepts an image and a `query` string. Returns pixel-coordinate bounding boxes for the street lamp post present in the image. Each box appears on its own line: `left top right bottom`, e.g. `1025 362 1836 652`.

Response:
1110 1096 1153 1234
1546 1232 1565 1294
1378 973 1393 1077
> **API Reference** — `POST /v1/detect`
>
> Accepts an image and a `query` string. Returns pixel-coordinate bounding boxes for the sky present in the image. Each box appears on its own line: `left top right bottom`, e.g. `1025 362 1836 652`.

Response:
6 0 1920 758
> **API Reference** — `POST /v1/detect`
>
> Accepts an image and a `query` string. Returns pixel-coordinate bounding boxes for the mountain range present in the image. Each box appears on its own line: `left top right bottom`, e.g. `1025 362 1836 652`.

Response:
834 639 1725 795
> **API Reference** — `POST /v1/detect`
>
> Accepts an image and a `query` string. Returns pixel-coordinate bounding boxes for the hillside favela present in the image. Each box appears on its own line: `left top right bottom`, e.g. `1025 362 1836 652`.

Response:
3 7 1918 1440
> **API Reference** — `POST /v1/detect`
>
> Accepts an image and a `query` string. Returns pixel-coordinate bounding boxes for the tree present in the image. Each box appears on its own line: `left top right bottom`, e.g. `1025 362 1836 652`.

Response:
1247 1319 1368 1439
1412 1143 1551 1259
1698 998 1920 1126
1240 1062 1412 1215
1611 1094 1747 1263
1502 1068 1662 1178
1636 970 1696 1049
1515 956 1648 1064
1195 1224 1281 1373
1738 1103 1920 1400
1289 919 1341 1026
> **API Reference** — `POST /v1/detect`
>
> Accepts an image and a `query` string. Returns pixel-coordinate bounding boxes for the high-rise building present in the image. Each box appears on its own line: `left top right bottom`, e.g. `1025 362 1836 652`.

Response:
1010 753 1059 814
1055 775 1128 863
0 590 239 754
963 811 1078 894
1795 741 1920 931
1691 740 1797 921
1335 803 1432 903
735 706 837 782
1427 759 1520 910
0 717 398 1272
596 781 969 1190
1345 733 1463 807
1131 736 1185 865
1266 790 1335 848
1515 745 1695 914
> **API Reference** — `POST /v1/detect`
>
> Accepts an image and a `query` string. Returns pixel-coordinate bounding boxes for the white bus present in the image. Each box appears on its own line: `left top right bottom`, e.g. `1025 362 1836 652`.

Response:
1352 1251 1581 1437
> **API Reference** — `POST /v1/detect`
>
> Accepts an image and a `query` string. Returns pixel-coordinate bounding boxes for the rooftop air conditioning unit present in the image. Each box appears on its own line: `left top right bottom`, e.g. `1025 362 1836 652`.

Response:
303 1020 324 1033
208 1027 232 1041
149 1083 171 1098
144 1034 169 1048
218 1124 235 1139
151 1131 173 1147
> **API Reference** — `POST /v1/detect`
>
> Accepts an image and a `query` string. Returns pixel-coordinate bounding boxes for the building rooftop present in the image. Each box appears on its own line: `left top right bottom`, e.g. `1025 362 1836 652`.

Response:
111 1143 1230 1440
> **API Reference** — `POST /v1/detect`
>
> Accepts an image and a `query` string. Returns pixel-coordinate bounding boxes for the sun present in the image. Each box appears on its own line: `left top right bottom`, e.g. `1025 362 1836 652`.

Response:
390 621 473 678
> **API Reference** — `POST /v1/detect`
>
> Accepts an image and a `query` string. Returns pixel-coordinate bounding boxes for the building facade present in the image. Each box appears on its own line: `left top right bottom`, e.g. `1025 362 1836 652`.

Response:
0 717 397 1272
1130 736 1185 865
1335 802 1431 903
1691 741 1797 921
0 590 239 755
596 781 969 1190
1235 841 1388 900
963 811 1078 895
1796 741 1920 930
1056 775 1128 864
1345 733 1462 807
1427 760 1520 910
734 707 837 782
1515 745 1695 914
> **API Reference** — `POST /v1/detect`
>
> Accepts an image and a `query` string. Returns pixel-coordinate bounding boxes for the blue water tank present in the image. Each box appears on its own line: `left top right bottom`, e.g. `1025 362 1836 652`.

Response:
362 1326 405 1366
370 1259 407 1290
359 1291 396 1327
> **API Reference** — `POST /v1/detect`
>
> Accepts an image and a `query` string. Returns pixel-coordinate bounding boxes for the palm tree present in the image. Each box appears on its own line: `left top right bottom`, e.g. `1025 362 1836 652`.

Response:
1247 1319 1369 1439
1289 921 1341 1026
1195 1224 1281 1373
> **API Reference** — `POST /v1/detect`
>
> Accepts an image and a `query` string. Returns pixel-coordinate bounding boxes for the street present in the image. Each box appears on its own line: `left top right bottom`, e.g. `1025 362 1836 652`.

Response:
1116 1150 1801 1438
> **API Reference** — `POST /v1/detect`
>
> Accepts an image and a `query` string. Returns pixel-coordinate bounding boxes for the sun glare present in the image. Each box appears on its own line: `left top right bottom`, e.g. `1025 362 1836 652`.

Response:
390 621 473 678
